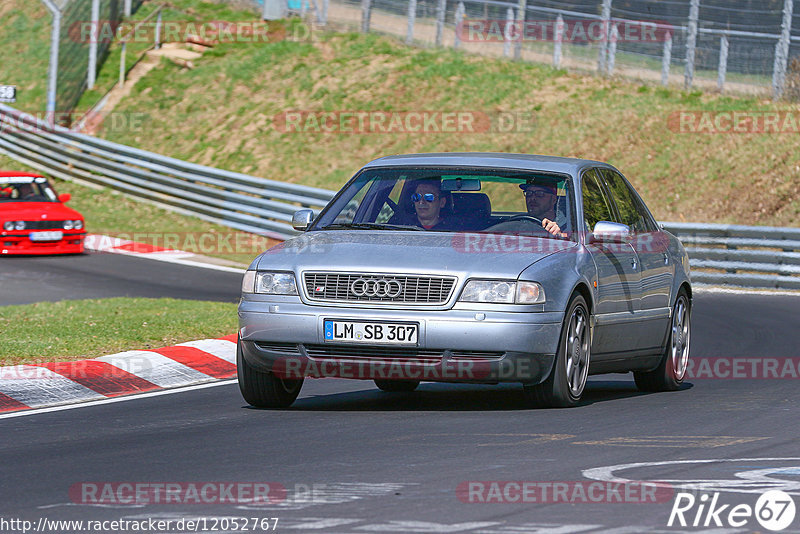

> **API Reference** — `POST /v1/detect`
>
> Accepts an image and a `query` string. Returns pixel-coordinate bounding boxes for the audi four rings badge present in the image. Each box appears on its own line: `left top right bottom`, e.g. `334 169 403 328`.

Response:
350 278 404 298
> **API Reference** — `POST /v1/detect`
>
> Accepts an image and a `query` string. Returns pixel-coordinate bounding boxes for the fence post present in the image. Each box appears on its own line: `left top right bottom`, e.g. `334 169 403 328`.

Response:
454 2 465 49
119 41 127 87
661 31 672 86
406 0 416 43
607 23 618 75
513 0 526 60
684 0 699 90
155 9 162 49
124 0 131 17
262 0 287 20
503 7 514 58
39 0 61 125
361 0 372 33
553 13 563 68
87 0 100 90
772 0 794 99
717 34 728 92
321 0 329 25
434 0 446 45
597 0 611 74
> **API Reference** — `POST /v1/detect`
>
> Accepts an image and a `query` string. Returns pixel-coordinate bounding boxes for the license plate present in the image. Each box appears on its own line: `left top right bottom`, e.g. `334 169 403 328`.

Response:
30 231 63 242
324 320 418 345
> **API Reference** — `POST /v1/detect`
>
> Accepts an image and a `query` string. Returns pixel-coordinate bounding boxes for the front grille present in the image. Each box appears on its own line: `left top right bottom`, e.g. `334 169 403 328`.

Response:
304 344 444 363
23 220 65 230
303 272 456 304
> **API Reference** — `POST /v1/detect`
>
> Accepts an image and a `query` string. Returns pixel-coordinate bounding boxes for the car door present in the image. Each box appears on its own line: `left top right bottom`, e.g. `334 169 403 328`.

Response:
581 168 642 357
599 168 671 351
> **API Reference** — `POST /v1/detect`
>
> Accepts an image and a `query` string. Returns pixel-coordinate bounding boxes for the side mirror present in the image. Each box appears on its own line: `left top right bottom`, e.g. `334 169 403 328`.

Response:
58 193 71 203
588 221 630 243
292 209 314 232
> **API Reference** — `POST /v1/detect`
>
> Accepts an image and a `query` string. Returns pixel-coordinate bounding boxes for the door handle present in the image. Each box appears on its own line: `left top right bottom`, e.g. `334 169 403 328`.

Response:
663 253 669 265
631 258 637 270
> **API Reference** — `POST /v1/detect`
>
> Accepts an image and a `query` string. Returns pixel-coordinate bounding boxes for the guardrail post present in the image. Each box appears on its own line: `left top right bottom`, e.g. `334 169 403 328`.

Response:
513 0 526 60
434 0 446 46
503 8 514 58
607 23 618 75
772 0 793 99
552 13 563 68
88 0 100 90
717 34 728 92
362 0 372 33
406 0 416 44
661 31 672 86
597 0 611 74
453 2 465 49
684 0 699 90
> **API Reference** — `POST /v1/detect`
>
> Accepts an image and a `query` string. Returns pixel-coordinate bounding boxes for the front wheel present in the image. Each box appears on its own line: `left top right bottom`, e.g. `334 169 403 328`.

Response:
237 339 303 408
634 290 691 392
523 294 591 408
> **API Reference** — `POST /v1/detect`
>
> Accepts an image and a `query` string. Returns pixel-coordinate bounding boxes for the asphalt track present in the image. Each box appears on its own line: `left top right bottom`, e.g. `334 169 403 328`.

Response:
2 253 800 533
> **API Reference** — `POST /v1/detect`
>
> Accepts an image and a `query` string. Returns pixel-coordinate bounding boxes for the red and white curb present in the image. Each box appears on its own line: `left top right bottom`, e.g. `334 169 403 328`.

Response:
83 234 246 273
0 334 238 413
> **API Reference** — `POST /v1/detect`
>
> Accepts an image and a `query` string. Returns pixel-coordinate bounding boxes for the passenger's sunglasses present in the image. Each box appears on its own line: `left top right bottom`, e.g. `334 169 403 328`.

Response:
412 193 437 203
523 189 553 198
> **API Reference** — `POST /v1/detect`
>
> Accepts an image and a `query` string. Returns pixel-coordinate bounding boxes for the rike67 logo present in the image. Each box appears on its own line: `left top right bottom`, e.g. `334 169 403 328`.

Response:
668 490 796 531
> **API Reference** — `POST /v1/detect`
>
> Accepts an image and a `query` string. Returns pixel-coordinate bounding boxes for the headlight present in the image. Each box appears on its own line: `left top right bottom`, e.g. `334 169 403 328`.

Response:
63 220 74 230
253 271 298 295
14 221 25 231
2 221 13 231
74 220 84 230
459 280 545 304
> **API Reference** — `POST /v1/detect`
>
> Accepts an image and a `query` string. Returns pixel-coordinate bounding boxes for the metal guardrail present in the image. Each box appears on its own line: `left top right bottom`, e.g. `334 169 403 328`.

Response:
0 104 335 239
662 222 800 290
2 102 798 289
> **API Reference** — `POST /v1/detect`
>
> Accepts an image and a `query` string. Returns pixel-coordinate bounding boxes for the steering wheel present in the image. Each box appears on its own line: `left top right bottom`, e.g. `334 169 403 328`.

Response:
503 214 543 226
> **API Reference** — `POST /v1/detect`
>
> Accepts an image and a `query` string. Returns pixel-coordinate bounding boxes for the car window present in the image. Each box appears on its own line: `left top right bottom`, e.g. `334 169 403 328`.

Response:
581 169 615 233
0 177 58 202
599 169 654 233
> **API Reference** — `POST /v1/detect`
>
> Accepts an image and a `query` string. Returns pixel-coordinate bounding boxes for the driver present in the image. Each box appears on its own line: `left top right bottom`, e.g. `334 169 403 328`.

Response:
520 181 567 237
411 179 451 231
17 183 36 199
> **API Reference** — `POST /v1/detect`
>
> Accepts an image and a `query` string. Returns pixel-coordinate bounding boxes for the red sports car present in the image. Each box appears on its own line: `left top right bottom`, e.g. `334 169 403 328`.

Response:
0 171 86 255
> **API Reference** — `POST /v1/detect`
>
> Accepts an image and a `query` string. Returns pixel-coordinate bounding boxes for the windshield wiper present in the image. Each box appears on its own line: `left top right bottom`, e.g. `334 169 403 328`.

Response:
320 222 424 231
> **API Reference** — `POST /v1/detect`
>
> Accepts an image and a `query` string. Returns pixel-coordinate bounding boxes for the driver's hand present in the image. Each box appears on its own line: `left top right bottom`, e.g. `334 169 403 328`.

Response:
542 218 567 238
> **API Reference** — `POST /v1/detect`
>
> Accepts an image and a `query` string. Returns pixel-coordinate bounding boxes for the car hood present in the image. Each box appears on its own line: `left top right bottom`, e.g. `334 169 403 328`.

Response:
257 230 576 278
0 202 83 220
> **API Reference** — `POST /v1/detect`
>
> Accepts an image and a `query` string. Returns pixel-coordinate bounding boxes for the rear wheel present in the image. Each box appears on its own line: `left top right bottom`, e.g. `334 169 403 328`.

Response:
634 290 690 392
523 294 590 408
374 379 420 392
237 339 303 408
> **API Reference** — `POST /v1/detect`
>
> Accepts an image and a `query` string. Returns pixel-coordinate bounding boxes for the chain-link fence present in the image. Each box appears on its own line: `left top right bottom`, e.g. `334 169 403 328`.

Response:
324 0 799 97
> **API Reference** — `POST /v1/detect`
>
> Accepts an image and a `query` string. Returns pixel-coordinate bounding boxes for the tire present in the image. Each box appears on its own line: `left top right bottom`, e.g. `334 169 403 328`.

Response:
237 338 303 408
374 379 420 392
523 294 590 408
634 289 690 392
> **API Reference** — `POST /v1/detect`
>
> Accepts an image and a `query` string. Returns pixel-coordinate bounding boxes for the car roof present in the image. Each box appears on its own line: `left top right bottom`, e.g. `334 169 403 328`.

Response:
0 171 45 178
361 153 615 176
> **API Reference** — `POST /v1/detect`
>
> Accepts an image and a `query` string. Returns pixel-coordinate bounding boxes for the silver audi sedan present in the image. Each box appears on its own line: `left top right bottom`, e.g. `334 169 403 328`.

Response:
237 153 691 408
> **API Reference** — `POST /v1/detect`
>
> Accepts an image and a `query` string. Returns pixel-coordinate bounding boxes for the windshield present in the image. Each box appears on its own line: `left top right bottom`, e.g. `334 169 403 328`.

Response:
0 176 59 203
312 167 575 239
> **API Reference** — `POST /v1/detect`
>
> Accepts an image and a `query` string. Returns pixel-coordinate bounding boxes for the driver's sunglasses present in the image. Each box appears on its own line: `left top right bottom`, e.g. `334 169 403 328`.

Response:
523 189 552 198
412 193 437 203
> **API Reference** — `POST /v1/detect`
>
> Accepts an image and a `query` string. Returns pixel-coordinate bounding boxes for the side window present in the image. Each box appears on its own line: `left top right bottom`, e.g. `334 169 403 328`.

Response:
599 169 652 233
581 169 616 232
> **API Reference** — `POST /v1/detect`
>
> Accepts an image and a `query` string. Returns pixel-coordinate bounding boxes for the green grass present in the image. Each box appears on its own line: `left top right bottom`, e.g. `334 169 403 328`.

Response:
0 2 51 113
0 298 237 365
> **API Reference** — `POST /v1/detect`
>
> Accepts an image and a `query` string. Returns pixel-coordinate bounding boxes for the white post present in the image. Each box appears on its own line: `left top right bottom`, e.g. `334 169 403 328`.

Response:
597 0 611 74
40 0 61 125
717 34 728 92
361 0 372 33
87 0 100 90
553 13 563 68
155 9 162 49
661 31 672 86
454 2 465 49
503 7 514 58
124 0 131 17
684 0 699 90
772 0 794 99
513 0 526 60
321 0 328 25
406 0 416 44
607 23 618 75
119 41 127 87
434 0 446 46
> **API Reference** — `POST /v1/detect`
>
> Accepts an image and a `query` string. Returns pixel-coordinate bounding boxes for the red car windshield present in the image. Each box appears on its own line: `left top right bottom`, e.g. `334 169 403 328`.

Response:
0 177 59 202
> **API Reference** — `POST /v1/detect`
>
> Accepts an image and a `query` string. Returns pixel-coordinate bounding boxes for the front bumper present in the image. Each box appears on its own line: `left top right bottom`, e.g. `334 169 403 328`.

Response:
239 298 563 385
1 232 85 255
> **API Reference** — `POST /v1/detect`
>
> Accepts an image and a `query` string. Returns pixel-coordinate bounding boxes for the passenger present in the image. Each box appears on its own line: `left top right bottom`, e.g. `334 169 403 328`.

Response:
520 181 567 237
